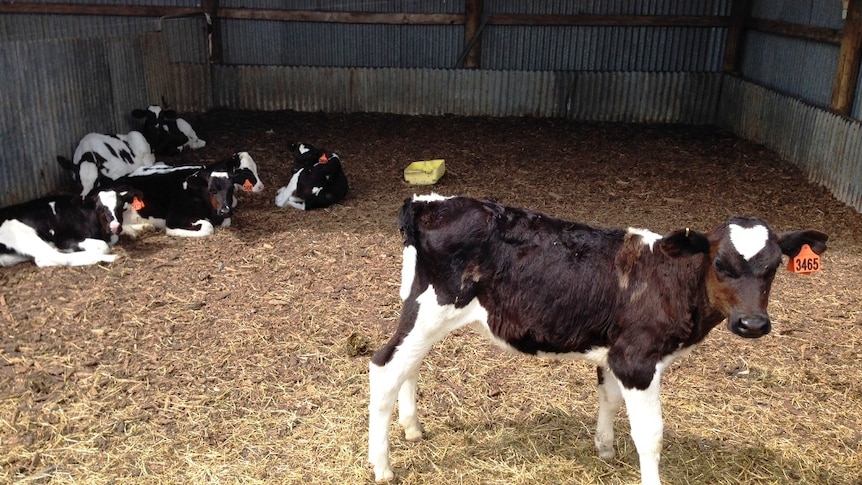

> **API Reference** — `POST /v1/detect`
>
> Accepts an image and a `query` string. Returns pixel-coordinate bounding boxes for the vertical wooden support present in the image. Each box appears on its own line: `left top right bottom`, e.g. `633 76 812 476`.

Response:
722 0 751 74
463 0 482 69
203 0 222 64
831 0 862 116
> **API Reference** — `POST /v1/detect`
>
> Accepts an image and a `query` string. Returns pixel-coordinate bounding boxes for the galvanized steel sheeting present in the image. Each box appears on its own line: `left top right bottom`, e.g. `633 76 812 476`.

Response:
0 1 860 213
718 76 862 212
0 35 166 206
209 66 718 122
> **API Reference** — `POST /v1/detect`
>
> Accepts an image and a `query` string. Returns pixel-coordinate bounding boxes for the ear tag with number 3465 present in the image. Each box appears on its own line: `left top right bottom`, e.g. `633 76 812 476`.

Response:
787 244 821 275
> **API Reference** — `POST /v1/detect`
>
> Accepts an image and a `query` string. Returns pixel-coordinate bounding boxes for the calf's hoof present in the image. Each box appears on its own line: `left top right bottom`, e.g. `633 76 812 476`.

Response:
372 464 394 483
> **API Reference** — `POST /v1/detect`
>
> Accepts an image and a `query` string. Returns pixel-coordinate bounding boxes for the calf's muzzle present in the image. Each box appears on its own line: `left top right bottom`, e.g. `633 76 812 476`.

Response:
728 313 771 338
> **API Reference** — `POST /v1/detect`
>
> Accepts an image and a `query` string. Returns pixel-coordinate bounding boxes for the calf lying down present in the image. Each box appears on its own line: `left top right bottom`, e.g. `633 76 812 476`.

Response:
275 142 348 210
57 131 155 196
131 105 206 155
106 153 258 238
0 189 140 267
368 194 828 485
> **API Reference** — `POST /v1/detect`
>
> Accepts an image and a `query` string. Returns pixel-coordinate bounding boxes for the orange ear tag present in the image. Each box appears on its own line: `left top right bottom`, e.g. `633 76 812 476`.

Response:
131 197 145 211
318 153 329 164
787 244 821 274
243 179 254 192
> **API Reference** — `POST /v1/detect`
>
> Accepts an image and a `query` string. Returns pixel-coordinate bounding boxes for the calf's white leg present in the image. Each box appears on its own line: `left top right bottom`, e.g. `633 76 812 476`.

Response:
397 370 423 441
595 366 623 459
368 331 438 482
620 369 664 485
369 287 488 482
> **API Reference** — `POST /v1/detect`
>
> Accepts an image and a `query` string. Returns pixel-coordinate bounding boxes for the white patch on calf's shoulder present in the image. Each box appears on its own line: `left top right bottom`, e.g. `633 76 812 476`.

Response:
627 227 662 251
729 224 769 260
400 246 417 301
412 287 489 341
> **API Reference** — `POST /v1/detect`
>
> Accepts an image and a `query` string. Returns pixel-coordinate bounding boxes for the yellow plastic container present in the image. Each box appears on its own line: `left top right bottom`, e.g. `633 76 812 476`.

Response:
404 159 446 185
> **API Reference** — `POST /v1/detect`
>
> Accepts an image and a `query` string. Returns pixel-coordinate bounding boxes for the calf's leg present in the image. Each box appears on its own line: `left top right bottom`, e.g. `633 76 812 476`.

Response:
368 289 487 482
620 370 664 485
594 366 623 459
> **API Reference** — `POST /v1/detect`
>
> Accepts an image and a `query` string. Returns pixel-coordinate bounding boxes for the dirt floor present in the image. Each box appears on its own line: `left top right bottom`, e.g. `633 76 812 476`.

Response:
1 111 861 484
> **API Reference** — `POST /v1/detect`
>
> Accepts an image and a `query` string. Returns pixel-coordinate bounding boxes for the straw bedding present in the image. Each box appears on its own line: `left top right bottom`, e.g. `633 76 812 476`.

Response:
1 111 861 484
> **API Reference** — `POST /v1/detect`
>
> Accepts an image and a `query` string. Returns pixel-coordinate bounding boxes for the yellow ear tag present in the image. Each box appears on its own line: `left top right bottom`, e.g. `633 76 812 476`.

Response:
787 244 821 274
132 197 145 211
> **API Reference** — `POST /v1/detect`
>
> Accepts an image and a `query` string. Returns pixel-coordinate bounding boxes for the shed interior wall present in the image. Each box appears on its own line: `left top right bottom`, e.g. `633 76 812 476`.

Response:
0 2 859 214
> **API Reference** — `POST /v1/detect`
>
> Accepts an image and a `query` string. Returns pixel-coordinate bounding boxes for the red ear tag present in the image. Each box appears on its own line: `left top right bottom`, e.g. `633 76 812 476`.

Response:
318 153 329 164
131 197 145 211
243 180 254 192
787 244 821 274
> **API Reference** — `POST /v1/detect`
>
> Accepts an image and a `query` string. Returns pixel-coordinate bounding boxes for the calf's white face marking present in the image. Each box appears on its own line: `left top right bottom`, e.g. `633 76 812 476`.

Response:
729 224 768 260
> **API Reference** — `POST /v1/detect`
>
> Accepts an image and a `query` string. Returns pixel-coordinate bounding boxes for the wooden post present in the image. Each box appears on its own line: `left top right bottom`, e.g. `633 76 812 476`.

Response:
722 0 751 73
463 0 482 68
831 0 862 115
203 0 222 64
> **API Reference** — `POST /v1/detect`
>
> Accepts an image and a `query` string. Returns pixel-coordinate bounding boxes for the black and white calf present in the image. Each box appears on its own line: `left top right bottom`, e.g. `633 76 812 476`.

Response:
0 189 140 267
275 142 348 210
106 158 249 238
57 131 155 196
368 194 829 485
211 151 264 198
131 105 206 155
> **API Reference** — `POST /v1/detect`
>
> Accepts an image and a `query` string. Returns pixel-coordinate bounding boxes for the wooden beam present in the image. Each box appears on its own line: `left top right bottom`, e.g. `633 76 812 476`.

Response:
487 14 729 28
0 3 199 17
747 18 842 45
216 9 464 25
722 0 750 73
463 0 483 69
203 0 222 64
832 0 862 115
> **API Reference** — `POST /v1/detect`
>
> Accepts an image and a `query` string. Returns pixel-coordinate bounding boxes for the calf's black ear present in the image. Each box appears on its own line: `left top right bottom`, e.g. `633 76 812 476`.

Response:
185 171 208 189
659 228 711 257
777 229 828 257
161 110 179 121
119 188 144 203
131 109 151 119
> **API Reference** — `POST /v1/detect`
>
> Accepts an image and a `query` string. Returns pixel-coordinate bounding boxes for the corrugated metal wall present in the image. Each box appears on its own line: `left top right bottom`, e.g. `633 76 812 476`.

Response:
718 76 862 212
741 0 844 111
0 37 155 203
1 0 861 214
209 66 719 122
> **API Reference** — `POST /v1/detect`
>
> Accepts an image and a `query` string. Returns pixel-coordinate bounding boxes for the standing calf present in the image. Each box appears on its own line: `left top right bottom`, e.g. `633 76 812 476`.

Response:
368 194 828 485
